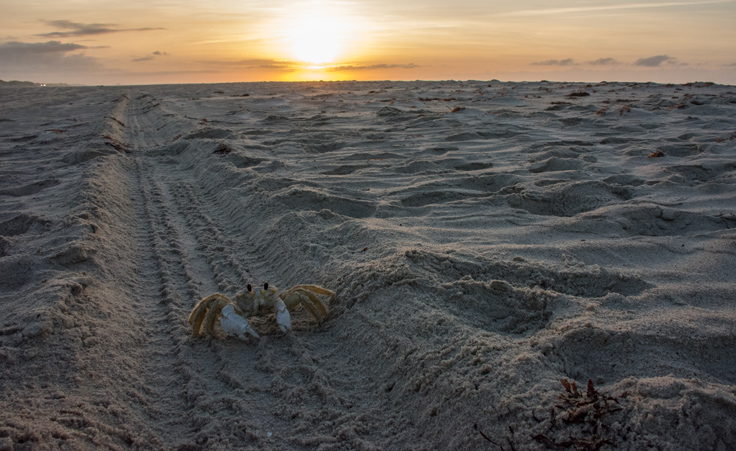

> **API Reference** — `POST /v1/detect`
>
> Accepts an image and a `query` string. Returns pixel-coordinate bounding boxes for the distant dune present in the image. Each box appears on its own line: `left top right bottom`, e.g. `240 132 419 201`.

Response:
0 80 38 87
1 80 735 449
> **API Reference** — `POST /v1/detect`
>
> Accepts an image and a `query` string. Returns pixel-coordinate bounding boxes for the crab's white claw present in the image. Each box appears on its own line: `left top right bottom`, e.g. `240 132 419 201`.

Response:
220 304 260 340
274 299 292 333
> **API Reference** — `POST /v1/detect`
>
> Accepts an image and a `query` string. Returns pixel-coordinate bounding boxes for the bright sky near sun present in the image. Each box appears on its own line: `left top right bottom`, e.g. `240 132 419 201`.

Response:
1 0 735 84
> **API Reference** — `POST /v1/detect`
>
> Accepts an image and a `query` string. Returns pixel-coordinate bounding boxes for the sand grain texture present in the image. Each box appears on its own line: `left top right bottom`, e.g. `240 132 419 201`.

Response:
1 81 735 449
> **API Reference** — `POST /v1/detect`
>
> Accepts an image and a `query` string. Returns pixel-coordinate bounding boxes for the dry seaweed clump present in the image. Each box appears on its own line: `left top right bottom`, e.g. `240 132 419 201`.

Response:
533 379 623 450
476 379 625 451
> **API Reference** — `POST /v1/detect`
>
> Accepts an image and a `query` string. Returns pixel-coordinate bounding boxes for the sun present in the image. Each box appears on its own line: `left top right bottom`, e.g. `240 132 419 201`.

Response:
288 13 343 65
265 1 368 73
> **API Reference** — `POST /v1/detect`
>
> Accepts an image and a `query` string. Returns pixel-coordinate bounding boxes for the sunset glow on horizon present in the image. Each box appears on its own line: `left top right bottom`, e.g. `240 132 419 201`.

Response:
1 0 735 85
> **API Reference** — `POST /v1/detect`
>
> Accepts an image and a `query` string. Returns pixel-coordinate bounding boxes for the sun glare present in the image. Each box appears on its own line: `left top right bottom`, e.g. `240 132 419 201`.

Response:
277 3 364 66
289 14 342 64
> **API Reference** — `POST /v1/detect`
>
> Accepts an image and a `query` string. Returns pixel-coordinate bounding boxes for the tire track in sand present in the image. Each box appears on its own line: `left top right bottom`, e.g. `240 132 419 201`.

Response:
169 182 253 293
144 122 388 448
157 167 372 448
130 158 195 444
125 90 393 448
125 93 299 447
126 95 253 447
124 95 215 446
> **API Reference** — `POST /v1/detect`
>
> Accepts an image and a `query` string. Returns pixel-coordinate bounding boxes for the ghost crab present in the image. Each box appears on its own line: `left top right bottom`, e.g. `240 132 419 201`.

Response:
188 283 335 340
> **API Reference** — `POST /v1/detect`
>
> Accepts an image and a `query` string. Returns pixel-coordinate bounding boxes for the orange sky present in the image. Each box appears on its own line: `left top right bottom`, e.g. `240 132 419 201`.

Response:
1 0 735 84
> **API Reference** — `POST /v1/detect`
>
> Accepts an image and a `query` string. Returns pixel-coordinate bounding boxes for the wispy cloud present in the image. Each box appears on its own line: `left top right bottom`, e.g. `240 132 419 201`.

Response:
505 0 731 16
258 62 294 70
38 20 163 37
635 55 678 67
588 57 620 66
531 58 576 66
191 38 261 46
199 58 297 71
327 63 418 71
530 56 682 68
132 50 168 62
196 59 419 73
125 69 217 76
0 40 87 54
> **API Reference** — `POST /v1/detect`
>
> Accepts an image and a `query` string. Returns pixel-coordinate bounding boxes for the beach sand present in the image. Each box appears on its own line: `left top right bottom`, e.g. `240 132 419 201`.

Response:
1 80 735 449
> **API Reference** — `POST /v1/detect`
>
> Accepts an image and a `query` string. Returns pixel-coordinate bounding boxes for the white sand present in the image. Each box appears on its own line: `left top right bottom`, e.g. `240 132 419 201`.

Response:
1 80 735 449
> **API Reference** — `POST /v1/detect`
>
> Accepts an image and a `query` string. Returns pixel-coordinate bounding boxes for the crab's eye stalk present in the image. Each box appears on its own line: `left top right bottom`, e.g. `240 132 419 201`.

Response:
264 282 269 290
247 284 252 292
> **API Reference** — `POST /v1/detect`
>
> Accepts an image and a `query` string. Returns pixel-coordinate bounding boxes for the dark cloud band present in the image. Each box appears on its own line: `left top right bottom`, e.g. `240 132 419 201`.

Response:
38 20 163 37
634 55 676 67
0 40 86 54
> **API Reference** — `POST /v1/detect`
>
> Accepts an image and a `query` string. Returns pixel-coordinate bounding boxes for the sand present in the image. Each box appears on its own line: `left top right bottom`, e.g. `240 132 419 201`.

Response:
1 80 735 449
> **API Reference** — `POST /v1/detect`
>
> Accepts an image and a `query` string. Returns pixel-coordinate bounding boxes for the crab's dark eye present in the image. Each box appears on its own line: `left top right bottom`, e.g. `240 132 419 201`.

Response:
247 284 252 292
264 282 269 290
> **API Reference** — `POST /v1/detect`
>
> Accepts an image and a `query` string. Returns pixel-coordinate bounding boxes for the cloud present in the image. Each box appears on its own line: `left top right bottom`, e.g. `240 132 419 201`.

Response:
588 57 619 66
0 40 87 55
635 55 677 67
258 62 294 70
0 40 102 81
202 59 419 72
531 58 576 66
125 69 216 76
133 50 168 62
505 1 730 16
327 63 418 71
530 55 683 68
38 20 163 37
199 58 297 71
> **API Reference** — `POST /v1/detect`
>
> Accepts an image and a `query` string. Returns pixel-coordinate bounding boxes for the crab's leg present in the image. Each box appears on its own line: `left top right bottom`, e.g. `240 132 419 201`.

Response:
281 290 317 322
188 302 208 336
293 289 329 322
202 296 230 337
189 294 227 336
290 285 335 299
188 296 209 327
